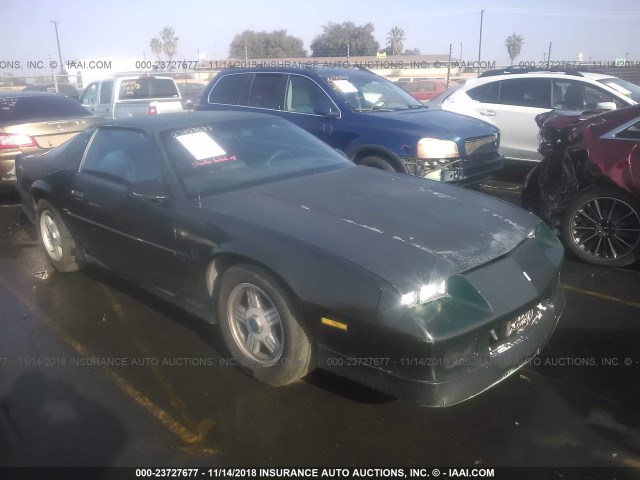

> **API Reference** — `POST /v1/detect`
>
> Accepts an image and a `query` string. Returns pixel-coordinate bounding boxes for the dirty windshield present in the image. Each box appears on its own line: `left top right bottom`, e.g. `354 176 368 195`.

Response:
324 70 423 112
162 117 350 196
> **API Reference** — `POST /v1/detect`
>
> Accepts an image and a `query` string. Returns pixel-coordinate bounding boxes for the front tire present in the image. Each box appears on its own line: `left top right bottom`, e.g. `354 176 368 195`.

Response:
217 264 313 386
359 155 396 172
562 186 640 267
36 200 84 273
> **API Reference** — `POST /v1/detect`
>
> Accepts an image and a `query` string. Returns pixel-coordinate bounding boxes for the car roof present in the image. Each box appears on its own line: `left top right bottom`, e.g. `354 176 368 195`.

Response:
473 71 616 82
217 66 380 79
462 71 623 89
0 90 70 98
97 110 281 133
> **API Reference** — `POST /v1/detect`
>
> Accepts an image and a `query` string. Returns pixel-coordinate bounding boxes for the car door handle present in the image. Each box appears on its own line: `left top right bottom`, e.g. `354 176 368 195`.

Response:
480 110 496 116
71 189 85 201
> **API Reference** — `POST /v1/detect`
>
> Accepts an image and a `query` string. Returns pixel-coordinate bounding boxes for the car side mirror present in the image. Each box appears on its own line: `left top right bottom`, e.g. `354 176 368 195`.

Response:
186 99 194 110
315 101 339 118
596 101 617 111
127 179 171 204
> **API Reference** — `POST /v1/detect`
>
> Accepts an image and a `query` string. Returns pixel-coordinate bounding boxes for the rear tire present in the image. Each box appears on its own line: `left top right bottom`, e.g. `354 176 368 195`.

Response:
217 264 313 386
359 155 396 172
36 200 84 273
562 186 640 267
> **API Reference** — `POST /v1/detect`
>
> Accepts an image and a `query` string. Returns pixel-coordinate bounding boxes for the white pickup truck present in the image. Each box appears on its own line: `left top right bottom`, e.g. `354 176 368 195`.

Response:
79 75 184 119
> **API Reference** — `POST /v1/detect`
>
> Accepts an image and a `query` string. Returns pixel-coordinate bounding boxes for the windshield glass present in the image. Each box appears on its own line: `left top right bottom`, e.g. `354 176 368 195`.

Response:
118 77 180 100
324 71 423 112
429 83 464 105
598 78 640 103
162 118 351 196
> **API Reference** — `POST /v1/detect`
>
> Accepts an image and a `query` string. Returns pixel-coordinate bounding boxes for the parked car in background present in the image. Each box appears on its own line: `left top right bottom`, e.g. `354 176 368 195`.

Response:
438 69 639 161
23 83 80 101
197 67 504 185
523 105 640 267
398 79 449 103
177 82 206 109
0 91 101 191
16 111 564 406
79 74 183 119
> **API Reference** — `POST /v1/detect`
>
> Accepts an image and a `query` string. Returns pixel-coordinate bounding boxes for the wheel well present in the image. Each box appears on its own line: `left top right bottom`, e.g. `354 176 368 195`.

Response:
353 149 405 172
206 254 302 310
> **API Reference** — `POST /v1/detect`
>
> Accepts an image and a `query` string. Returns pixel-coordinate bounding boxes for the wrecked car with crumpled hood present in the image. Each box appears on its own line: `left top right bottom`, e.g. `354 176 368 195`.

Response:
523 104 640 266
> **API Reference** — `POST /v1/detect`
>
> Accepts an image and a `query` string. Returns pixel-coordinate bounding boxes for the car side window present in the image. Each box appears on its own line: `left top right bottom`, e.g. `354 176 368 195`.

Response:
80 83 98 106
583 84 626 109
248 73 285 110
467 81 500 103
99 81 114 104
618 120 640 140
285 75 331 114
82 129 163 184
498 78 551 108
209 74 250 104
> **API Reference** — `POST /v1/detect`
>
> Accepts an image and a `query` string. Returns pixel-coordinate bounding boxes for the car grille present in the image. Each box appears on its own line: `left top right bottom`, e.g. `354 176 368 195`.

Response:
464 133 499 157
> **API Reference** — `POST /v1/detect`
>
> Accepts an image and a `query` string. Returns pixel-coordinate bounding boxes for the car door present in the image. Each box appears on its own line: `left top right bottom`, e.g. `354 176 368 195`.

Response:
281 74 340 148
95 80 114 118
67 127 179 299
465 78 552 161
79 82 99 115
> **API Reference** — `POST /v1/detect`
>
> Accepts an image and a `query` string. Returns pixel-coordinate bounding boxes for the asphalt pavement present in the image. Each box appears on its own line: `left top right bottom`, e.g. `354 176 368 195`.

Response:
0 169 639 473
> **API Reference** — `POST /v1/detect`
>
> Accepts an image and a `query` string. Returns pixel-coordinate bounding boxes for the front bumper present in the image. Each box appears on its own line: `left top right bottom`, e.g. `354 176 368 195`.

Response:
319 281 564 407
402 154 505 186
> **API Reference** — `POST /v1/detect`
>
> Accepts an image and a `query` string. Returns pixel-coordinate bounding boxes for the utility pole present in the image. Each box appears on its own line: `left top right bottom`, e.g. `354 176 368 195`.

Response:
459 42 463 61
477 9 484 75
547 42 552 69
447 44 452 87
51 21 64 75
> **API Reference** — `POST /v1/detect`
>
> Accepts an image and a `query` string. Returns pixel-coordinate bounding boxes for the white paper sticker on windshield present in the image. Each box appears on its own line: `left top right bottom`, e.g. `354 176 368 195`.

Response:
176 131 226 160
332 79 358 93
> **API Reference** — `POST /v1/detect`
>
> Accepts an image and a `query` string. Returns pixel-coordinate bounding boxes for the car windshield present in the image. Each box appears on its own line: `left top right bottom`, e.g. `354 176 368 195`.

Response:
429 83 464 105
162 117 351 196
598 78 640 103
323 71 424 112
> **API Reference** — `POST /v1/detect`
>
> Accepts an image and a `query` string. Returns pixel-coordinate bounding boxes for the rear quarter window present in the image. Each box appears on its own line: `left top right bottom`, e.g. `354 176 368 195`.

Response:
208 74 250 104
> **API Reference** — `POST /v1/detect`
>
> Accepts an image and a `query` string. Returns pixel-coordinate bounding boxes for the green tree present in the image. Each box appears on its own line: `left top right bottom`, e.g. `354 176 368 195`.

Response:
149 38 162 61
149 27 179 67
505 33 524 65
160 27 179 64
310 22 379 57
386 27 405 56
229 30 306 59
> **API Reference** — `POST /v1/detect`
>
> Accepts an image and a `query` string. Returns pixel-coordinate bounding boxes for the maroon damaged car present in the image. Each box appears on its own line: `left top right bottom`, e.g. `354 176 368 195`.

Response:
523 105 640 267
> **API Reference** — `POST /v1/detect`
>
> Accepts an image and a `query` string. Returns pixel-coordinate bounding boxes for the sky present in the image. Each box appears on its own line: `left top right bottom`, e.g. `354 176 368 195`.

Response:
1 0 639 75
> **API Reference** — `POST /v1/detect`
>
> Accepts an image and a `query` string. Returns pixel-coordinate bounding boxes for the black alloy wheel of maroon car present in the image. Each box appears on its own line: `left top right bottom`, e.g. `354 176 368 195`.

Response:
563 186 640 267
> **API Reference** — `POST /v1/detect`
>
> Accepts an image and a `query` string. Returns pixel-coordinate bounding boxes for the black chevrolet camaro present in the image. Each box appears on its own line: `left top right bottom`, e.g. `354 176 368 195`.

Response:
16 111 565 406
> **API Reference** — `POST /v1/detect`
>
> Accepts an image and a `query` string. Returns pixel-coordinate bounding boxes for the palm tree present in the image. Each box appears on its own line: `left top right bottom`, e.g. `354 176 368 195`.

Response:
160 27 179 65
505 34 524 65
386 27 405 56
150 38 163 61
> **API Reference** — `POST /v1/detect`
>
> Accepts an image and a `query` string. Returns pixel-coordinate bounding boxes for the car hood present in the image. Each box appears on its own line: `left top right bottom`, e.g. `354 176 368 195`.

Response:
203 166 539 292
360 108 498 140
